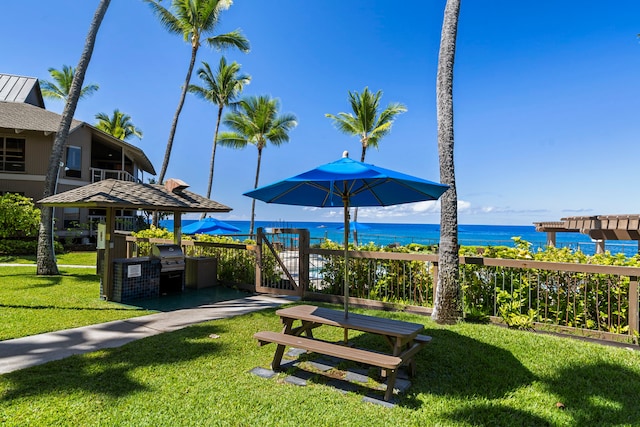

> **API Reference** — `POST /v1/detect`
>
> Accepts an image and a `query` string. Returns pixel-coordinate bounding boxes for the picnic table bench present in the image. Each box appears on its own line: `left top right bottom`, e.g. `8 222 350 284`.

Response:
254 304 431 401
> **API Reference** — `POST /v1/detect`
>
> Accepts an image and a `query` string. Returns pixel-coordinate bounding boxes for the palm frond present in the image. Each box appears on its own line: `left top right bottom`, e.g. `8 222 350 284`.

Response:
143 0 183 35
205 29 250 52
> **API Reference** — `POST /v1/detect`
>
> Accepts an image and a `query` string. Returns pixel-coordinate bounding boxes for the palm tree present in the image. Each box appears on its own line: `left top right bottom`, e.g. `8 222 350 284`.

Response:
37 0 111 275
40 65 99 102
144 0 250 185
187 57 250 215
217 95 297 235
95 109 143 141
432 0 462 324
325 87 407 245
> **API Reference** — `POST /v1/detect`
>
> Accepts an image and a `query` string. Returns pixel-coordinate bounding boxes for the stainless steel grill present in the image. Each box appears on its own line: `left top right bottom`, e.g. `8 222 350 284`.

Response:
151 244 185 273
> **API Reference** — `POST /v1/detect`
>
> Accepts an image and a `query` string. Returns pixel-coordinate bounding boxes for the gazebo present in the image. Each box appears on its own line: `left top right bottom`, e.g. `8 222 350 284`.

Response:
38 178 231 300
534 214 640 254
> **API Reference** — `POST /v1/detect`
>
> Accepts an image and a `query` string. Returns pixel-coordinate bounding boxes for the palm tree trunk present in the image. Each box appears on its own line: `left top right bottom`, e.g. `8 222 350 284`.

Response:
37 0 111 275
250 148 263 236
433 0 462 324
201 106 224 219
158 44 199 184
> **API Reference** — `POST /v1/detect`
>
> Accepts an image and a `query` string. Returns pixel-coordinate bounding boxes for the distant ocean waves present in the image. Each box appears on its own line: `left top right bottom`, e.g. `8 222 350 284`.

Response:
158 220 638 257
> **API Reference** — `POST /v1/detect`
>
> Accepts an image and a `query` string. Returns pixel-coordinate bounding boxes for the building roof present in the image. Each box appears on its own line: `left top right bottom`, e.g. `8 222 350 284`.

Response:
0 101 83 133
0 74 45 106
38 179 232 213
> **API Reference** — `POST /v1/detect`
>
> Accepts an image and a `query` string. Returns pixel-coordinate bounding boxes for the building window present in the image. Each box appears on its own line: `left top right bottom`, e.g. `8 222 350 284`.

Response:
0 137 26 172
63 207 80 229
65 146 82 178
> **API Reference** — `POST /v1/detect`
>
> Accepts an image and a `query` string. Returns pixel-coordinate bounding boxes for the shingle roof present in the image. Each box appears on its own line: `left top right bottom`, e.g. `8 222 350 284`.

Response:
0 101 83 133
38 179 232 213
0 101 155 174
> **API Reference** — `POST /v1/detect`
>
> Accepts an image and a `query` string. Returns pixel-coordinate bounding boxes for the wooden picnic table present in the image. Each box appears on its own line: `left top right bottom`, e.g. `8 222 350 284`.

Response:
254 304 430 401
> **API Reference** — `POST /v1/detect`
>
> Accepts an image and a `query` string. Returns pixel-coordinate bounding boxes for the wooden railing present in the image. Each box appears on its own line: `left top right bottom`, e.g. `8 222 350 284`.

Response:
90 167 138 183
307 248 640 341
119 234 640 342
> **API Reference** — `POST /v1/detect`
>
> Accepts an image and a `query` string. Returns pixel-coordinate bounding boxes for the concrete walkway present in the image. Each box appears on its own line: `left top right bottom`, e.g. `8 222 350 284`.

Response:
0 294 295 375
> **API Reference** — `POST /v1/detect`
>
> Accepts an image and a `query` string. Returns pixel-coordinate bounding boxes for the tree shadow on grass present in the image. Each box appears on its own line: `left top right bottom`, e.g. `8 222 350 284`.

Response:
0 323 227 402
446 404 552 427
1 272 65 287
543 361 640 426
402 328 536 401
345 327 536 409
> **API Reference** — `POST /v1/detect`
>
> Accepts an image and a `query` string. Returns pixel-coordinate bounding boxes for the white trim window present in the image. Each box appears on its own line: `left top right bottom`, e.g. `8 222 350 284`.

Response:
65 146 82 178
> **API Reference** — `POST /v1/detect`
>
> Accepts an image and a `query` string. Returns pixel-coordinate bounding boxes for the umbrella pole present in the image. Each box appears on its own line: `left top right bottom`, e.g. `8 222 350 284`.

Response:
343 198 349 318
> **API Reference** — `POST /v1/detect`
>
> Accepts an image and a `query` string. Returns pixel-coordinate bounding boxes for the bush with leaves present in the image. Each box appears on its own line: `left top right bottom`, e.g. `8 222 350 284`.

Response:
316 240 436 305
130 228 278 287
0 193 40 238
460 236 639 333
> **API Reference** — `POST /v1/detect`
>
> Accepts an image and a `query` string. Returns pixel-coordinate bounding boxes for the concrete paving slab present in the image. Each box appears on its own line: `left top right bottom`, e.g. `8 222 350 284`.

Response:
0 294 295 375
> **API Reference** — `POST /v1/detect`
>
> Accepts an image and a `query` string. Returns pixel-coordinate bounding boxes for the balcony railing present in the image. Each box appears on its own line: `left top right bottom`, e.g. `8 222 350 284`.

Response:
87 215 138 235
90 167 139 183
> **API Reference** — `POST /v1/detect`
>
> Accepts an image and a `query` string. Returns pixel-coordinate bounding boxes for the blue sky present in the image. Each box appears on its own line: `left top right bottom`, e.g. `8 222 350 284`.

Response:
3 1 640 225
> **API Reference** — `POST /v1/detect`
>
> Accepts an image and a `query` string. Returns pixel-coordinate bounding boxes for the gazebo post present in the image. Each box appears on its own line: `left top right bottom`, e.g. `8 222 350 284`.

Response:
546 231 556 247
103 207 116 300
173 211 182 247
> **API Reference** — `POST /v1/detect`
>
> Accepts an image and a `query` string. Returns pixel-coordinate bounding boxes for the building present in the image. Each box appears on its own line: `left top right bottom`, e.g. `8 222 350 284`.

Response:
0 73 156 241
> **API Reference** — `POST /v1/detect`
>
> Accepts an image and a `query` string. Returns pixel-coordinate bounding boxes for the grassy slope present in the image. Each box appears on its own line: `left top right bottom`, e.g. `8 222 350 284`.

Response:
0 265 154 340
1 306 639 426
0 251 97 266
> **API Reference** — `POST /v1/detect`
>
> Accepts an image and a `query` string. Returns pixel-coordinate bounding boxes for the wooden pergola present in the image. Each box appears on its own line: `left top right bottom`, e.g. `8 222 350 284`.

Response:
535 215 640 254
38 178 231 300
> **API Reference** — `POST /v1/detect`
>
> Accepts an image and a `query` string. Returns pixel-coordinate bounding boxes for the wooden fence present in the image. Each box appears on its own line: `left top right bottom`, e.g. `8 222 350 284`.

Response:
121 235 640 343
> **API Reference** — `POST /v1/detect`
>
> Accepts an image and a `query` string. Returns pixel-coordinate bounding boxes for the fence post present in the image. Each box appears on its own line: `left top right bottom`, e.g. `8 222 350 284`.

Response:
629 276 639 338
298 229 310 297
255 228 263 290
432 261 439 307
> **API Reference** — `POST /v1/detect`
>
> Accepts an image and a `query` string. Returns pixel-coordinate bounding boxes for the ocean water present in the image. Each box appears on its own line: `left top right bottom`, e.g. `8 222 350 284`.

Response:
159 219 639 257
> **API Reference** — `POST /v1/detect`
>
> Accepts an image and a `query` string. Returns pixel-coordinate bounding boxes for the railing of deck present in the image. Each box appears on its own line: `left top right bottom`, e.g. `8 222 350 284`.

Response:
121 234 639 342
90 167 138 183
307 248 640 341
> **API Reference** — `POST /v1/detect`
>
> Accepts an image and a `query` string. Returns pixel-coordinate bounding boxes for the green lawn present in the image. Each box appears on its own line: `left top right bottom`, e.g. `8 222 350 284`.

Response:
0 251 97 266
1 265 640 426
0 265 154 340
1 302 640 425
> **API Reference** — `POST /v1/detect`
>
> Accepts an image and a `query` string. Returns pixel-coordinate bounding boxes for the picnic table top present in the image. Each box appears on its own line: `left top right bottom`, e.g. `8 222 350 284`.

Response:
276 304 424 339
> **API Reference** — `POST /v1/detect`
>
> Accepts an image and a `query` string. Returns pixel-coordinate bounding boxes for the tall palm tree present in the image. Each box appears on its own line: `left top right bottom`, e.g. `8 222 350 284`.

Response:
432 0 462 324
37 0 111 275
187 57 250 215
325 87 407 245
217 95 297 235
95 109 143 141
144 0 250 185
40 65 99 102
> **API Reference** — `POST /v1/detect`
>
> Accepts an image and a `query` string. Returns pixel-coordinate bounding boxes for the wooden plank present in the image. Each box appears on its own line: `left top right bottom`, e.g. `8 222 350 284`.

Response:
414 334 432 344
276 305 424 338
254 331 402 370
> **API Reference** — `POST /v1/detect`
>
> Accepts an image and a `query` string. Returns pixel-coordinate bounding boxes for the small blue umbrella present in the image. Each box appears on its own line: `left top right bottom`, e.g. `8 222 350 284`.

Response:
244 152 448 317
181 217 240 235
336 221 371 232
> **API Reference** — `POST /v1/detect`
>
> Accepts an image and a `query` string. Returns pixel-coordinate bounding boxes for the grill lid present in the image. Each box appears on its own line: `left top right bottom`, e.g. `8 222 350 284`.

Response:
151 244 185 272
151 244 184 259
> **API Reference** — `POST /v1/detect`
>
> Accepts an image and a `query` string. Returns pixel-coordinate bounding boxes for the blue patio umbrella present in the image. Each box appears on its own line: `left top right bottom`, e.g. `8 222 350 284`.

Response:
244 151 448 317
181 217 241 235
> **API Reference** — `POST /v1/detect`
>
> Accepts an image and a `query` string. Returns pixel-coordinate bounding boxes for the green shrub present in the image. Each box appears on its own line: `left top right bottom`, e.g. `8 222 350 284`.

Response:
0 239 64 255
0 193 40 238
